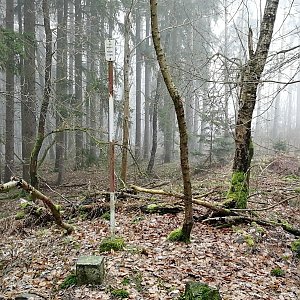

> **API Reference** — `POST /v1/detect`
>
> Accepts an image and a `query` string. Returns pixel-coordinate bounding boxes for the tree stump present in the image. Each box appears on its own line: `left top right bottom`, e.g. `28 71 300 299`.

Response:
183 281 221 300
76 255 105 285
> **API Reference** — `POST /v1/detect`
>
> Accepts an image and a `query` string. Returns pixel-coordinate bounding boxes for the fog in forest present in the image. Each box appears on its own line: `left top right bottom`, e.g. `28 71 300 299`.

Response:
0 0 299 182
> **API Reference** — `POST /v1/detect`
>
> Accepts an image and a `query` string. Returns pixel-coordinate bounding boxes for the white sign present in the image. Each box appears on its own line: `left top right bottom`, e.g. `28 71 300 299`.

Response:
105 39 116 61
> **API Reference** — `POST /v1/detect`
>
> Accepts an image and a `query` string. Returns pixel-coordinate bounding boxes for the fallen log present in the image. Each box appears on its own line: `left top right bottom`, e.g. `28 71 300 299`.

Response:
0 177 74 234
129 184 300 236
130 184 232 215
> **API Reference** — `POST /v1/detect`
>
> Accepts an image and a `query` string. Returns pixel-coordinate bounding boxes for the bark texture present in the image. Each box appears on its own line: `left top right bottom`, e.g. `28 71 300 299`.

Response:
30 0 52 187
229 0 279 208
22 0 36 181
121 10 132 183
4 0 15 181
150 0 193 240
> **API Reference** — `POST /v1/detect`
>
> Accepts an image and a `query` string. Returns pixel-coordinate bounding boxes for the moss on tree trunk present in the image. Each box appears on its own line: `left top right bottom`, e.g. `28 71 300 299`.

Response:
227 171 248 209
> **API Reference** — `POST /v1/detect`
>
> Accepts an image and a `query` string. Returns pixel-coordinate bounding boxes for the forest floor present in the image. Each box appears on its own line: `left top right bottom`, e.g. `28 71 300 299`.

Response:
0 154 300 300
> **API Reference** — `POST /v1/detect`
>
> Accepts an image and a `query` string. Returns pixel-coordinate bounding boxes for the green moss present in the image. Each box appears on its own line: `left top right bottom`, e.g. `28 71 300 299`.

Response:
285 174 300 181
19 201 31 209
244 234 255 247
146 203 158 213
227 171 248 209
15 211 25 220
184 282 221 300
167 228 190 243
111 289 129 299
294 188 300 194
121 277 130 286
59 273 77 289
270 267 285 277
251 222 265 234
55 204 62 211
291 239 300 257
101 212 110 221
99 236 125 252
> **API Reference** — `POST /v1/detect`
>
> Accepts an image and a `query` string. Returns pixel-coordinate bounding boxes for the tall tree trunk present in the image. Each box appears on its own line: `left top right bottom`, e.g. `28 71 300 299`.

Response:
147 72 161 174
55 0 68 184
29 0 52 187
135 10 142 161
22 0 36 181
74 0 83 169
296 74 300 147
4 0 15 181
163 95 173 163
227 0 280 208
150 0 193 241
121 9 132 183
143 14 151 160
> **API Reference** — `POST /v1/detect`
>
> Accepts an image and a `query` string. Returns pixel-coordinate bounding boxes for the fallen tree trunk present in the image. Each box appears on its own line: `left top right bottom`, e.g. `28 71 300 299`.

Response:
130 184 300 236
130 184 232 215
0 177 74 233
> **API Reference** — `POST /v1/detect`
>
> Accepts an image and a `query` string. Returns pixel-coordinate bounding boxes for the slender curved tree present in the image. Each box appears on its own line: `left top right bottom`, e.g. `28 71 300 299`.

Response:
150 0 193 241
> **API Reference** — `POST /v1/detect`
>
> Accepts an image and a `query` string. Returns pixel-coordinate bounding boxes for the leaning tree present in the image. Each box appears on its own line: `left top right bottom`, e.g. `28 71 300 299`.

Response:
150 0 193 241
227 0 280 208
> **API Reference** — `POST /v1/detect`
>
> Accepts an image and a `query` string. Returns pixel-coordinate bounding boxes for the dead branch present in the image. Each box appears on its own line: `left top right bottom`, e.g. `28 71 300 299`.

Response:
230 195 298 212
0 177 74 233
130 184 232 215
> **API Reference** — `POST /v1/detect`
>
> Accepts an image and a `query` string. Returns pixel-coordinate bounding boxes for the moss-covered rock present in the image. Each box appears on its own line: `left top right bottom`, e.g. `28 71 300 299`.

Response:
99 236 125 252
167 227 190 243
227 171 248 209
76 255 105 285
183 281 221 300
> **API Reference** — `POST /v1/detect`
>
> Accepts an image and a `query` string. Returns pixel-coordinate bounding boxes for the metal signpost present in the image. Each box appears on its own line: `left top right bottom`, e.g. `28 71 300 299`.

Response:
105 38 116 236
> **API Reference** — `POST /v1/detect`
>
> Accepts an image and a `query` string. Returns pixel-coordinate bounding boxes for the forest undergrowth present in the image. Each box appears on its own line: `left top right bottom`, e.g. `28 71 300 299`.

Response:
0 155 299 300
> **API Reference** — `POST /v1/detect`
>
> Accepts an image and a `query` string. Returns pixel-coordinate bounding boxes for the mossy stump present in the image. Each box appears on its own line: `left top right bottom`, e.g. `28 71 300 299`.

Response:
183 281 221 300
76 255 105 285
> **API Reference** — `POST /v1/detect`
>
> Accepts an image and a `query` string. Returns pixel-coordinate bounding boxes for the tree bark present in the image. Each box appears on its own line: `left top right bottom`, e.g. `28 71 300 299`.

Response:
74 0 83 169
29 0 52 187
228 0 280 208
4 0 15 181
121 9 132 183
150 0 193 240
135 9 142 161
143 14 151 160
22 0 36 181
55 0 68 185
147 72 161 174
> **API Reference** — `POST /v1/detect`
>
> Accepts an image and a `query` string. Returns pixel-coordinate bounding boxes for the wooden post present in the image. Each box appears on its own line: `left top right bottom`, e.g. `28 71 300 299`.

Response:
105 39 116 236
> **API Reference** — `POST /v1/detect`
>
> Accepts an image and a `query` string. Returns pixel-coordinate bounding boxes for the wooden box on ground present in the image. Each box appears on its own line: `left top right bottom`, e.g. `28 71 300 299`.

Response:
76 255 105 285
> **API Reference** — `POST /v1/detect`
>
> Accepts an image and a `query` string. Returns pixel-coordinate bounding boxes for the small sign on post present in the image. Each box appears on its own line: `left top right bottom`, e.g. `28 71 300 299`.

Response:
105 38 116 236
105 39 116 62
